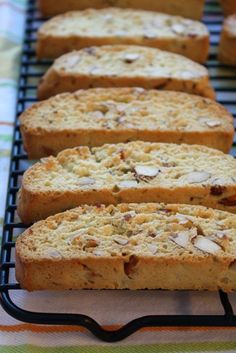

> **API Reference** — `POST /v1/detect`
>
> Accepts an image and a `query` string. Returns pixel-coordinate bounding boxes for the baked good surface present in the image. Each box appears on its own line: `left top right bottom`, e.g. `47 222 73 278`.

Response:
17 141 236 224
37 9 209 63
37 45 215 100
20 88 234 159
220 0 236 16
16 202 236 291
219 14 236 66
38 0 205 20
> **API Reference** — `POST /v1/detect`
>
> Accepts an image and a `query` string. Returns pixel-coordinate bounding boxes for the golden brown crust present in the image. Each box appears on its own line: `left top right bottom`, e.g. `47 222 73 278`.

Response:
37 46 215 100
20 89 234 158
219 15 236 66
17 142 236 224
15 203 236 291
38 0 205 20
37 9 209 63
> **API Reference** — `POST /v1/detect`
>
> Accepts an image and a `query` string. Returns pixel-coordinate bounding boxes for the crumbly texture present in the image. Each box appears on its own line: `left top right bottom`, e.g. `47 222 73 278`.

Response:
37 45 215 100
220 0 236 16
20 88 234 159
37 9 209 63
16 202 236 291
17 141 236 224
219 15 236 66
38 0 205 20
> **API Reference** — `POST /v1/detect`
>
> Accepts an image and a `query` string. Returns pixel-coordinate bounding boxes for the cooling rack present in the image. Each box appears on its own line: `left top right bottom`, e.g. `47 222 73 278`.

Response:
1 0 236 342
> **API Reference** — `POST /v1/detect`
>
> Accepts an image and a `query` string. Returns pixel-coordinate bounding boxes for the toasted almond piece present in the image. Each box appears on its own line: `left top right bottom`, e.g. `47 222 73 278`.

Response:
123 53 140 63
147 244 158 254
193 235 221 254
181 71 195 79
206 120 222 128
78 177 96 186
175 213 190 225
134 165 159 177
45 249 62 258
93 249 106 256
65 55 80 67
90 110 104 119
187 171 211 183
171 23 185 34
113 236 129 245
215 230 228 239
118 180 138 188
170 231 189 248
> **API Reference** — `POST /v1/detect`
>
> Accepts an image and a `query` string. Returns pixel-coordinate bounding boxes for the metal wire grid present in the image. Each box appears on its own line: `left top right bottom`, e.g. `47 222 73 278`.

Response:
1 0 236 342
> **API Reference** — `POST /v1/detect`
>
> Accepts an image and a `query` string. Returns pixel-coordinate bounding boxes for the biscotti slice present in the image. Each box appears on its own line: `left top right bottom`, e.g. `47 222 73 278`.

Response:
219 15 236 66
37 9 209 63
20 88 234 159
17 141 236 224
16 203 236 291
37 45 215 100
38 0 204 20
220 0 236 16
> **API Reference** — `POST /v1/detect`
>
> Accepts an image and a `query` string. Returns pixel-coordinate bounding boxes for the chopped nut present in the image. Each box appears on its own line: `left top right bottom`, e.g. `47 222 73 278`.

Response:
134 87 145 94
45 249 61 259
147 244 158 254
83 239 99 250
65 55 80 67
113 236 129 245
78 177 96 186
118 180 138 188
215 231 228 239
134 165 160 179
181 71 194 79
187 171 211 184
93 249 106 256
170 231 189 249
90 110 104 119
123 53 140 63
171 23 185 34
193 236 221 254
206 120 222 128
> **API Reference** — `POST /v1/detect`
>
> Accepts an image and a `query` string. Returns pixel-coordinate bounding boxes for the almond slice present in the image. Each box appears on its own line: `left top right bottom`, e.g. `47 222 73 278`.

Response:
215 231 228 239
93 249 106 256
134 165 159 178
171 23 185 34
205 120 221 128
118 180 138 188
170 231 189 249
78 177 96 186
147 244 158 254
193 236 221 254
113 236 129 245
187 171 211 183
123 53 140 63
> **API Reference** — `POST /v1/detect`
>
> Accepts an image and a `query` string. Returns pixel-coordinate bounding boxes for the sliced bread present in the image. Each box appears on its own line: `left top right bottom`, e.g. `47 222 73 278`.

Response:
17 141 236 224
20 88 234 159
37 45 215 100
16 202 236 291
37 9 209 63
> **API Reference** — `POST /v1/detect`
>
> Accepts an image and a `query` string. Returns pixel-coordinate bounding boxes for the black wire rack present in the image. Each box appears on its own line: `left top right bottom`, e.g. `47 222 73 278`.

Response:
1 0 236 342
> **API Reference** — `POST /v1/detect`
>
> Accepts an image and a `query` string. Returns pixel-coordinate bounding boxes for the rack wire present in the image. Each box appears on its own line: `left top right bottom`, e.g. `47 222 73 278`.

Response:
1 0 236 342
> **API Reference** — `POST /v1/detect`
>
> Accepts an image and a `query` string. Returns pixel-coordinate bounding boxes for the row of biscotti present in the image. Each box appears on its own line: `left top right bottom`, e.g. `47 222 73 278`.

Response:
16 141 236 292
37 0 236 18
